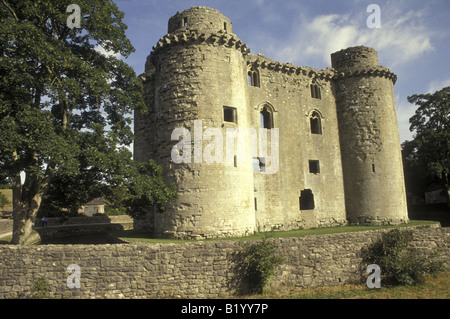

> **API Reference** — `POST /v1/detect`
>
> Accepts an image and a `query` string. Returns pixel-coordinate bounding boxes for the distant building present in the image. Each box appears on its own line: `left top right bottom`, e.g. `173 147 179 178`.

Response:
79 197 104 216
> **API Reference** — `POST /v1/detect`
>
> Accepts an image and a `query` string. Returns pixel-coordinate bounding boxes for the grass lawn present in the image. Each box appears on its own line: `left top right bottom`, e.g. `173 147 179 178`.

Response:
242 272 450 299
0 220 440 245
116 220 439 244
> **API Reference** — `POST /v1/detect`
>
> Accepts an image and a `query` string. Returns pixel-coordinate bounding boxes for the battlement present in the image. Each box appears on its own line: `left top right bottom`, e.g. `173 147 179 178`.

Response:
168 6 233 34
247 54 335 82
150 29 250 65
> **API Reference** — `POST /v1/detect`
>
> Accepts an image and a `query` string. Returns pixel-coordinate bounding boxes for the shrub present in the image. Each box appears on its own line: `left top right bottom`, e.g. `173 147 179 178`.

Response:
30 276 50 299
363 228 444 286
241 234 284 294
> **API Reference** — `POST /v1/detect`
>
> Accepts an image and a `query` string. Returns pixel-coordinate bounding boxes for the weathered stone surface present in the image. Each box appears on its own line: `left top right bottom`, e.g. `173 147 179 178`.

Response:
134 7 407 239
0 225 447 299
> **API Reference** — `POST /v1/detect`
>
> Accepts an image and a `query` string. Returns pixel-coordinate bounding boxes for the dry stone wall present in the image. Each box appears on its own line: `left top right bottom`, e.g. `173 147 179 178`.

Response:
0 225 448 299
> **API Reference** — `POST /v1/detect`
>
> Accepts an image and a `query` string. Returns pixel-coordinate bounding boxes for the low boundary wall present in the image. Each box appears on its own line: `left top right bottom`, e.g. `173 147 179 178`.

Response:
0 224 448 299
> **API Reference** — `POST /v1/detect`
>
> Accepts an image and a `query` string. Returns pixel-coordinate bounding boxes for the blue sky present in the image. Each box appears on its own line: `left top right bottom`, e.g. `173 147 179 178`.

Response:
113 0 450 143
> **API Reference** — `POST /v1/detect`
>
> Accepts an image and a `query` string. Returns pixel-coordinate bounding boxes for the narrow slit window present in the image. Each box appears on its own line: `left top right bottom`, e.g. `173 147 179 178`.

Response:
182 17 188 27
223 106 237 124
254 197 258 211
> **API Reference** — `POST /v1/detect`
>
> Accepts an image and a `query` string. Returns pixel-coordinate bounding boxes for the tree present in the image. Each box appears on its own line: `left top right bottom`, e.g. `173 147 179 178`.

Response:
403 86 450 201
0 0 176 244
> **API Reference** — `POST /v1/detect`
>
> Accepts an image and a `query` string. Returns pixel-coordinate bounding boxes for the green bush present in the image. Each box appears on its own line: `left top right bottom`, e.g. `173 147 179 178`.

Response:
241 234 284 294
30 276 50 299
363 228 444 286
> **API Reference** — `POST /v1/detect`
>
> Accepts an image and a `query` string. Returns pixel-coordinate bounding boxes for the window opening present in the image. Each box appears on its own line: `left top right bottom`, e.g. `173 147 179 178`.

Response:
254 197 258 211
253 157 266 173
248 66 260 87
260 106 273 129
310 112 322 134
309 160 320 174
182 17 188 27
299 189 315 210
310 83 321 99
223 106 237 124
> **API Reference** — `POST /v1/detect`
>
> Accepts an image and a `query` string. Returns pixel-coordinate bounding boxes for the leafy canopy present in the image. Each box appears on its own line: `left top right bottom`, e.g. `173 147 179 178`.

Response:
0 0 176 217
402 86 450 193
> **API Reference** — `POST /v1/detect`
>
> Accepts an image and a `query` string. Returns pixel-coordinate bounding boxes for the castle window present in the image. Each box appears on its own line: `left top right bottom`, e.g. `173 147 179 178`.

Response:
309 160 320 174
224 22 227 31
300 189 315 210
310 82 321 99
223 106 237 124
248 66 260 87
253 157 266 172
182 17 188 27
310 112 322 134
254 197 258 211
260 106 273 129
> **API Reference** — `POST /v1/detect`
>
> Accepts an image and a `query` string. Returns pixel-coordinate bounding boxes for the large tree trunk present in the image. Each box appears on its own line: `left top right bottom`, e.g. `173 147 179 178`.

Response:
10 173 44 245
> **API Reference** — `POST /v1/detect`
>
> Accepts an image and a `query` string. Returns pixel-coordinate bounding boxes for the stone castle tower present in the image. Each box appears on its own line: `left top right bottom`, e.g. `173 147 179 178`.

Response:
134 7 408 239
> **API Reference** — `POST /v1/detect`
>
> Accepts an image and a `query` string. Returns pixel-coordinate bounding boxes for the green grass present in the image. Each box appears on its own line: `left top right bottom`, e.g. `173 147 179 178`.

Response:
0 220 440 245
241 272 450 299
117 220 439 244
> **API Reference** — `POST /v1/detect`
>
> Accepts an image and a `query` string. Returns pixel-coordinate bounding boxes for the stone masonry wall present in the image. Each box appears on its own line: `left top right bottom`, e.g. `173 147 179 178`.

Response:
0 225 448 299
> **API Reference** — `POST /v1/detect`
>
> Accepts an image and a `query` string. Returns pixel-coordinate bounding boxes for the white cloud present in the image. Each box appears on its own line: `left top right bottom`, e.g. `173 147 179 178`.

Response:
266 2 434 69
427 78 450 94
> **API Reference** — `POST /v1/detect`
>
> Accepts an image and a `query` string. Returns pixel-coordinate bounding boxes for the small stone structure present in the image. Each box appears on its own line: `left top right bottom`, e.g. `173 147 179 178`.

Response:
0 225 447 299
134 6 409 239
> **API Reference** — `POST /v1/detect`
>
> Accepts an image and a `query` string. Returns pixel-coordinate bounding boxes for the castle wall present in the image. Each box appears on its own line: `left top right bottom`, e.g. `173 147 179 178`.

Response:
332 47 408 225
247 55 347 231
135 7 408 239
135 8 255 239
1 225 447 299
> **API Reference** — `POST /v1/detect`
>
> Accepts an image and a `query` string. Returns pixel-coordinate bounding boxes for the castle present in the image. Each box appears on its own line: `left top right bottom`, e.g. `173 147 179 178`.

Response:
134 7 409 239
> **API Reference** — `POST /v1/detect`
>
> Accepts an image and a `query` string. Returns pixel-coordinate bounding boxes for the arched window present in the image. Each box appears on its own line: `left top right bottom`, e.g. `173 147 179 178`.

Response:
248 66 260 87
310 111 322 134
260 105 273 129
310 81 321 99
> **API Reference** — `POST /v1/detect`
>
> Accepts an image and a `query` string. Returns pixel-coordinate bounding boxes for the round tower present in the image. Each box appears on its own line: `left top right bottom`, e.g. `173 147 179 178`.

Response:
331 46 408 225
138 7 255 238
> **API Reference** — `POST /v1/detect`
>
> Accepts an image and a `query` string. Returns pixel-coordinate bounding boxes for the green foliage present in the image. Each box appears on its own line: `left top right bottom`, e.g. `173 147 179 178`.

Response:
241 234 284 294
0 0 177 242
0 192 10 209
363 229 444 286
30 276 50 299
403 86 450 196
